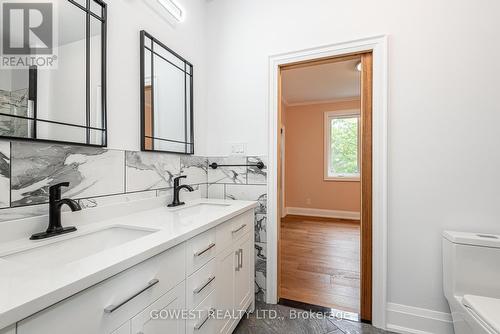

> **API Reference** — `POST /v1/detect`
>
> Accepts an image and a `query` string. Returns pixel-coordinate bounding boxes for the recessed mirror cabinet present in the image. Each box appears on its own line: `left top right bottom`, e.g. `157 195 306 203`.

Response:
140 30 194 154
0 0 107 146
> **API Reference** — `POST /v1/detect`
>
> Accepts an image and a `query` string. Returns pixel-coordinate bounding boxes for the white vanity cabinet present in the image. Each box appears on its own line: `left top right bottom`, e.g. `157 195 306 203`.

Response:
130 282 186 334
16 243 187 334
215 212 255 334
0 326 15 334
110 322 130 334
234 233 254 313
108 282 186 334
10 208 255 334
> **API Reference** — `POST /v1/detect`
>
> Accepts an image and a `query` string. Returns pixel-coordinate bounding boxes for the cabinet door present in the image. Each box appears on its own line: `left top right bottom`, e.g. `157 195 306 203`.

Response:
234 233 253 312
215 247 237 334
130 282 186 334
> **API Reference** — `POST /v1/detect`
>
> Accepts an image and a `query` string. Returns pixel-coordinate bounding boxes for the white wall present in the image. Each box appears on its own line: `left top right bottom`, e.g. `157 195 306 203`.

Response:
106 0 207 154
204 0 500 322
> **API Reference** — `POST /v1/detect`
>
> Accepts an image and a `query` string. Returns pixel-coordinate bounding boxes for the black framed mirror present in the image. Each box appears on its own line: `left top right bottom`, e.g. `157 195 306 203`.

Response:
140 30 194 154
0 0 107 146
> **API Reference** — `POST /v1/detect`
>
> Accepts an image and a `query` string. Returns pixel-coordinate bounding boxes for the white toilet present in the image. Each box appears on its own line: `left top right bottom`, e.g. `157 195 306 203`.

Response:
443 231 500 334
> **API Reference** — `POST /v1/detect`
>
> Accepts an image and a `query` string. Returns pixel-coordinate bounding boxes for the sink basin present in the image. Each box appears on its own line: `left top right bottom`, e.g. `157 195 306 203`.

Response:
2 226 155 266
171 203 230 217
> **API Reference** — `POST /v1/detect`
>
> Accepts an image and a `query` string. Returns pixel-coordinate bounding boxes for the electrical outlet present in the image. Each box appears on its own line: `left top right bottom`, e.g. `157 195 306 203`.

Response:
230 143 246 156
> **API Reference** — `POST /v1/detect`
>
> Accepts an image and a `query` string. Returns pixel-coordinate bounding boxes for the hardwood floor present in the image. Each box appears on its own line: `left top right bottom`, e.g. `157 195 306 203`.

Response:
280 215 360 313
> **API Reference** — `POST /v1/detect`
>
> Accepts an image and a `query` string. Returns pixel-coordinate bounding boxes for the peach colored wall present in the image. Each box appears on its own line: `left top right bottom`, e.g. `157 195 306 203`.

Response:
284 99 361 212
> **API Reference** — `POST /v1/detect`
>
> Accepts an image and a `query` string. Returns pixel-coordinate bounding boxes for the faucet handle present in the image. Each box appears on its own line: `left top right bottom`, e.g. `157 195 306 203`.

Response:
49 182 70 199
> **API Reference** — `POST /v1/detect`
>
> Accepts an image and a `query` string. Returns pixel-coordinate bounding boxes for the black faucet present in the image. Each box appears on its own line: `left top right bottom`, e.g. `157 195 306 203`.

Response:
168 176 194 207
30 182 82 240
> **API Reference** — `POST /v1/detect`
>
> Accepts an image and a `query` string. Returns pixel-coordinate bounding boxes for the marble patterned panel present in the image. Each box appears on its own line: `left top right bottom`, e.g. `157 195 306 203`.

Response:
0 141 10 208
207 183 225 199
78 190 157 209
180 156 208 185
0 90 11 114
0 204 48 222
225 184 267 214
207 156 246 184
255 242 267 302
247 156 267 185
11 142 125 207
0 89 29 137
255 213 266 243
126 151 180 192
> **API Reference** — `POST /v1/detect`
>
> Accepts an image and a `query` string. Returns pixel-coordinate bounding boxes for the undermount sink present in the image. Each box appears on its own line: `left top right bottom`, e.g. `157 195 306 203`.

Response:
2 226 155 266
171 203 230 217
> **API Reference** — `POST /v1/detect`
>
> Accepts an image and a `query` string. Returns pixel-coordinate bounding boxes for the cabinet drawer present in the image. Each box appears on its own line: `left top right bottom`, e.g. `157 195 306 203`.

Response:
216 210 253 251
17 243 186 334
186 227 216 275
110 322 130 334
186 258 216 310
131 281 186 334
187 290 217 334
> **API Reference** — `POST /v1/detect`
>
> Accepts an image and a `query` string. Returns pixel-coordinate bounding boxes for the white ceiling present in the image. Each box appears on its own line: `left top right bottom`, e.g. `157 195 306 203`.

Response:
282 58 361 105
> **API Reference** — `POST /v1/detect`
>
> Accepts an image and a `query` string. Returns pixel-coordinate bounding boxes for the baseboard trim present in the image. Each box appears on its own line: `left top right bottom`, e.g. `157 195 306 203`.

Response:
386 303 454 334
285 207 360 220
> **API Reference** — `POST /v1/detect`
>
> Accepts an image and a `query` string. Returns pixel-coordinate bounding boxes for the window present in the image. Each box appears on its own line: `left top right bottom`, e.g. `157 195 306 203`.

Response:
324 110 360 181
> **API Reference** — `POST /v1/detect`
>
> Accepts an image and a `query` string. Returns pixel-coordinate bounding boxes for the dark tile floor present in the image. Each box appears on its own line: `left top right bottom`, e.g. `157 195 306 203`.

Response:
234 302 395 334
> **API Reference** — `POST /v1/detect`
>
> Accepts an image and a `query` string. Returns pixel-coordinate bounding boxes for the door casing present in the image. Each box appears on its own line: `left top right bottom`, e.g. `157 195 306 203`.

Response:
266 35 388 329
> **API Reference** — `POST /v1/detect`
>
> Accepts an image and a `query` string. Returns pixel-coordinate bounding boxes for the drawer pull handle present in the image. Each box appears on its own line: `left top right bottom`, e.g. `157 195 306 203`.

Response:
239 248 244 269
104 279 159 314
193 275 216 294
194 243 216 257
194 308 215 330
235 249 241 271
231 224 246 234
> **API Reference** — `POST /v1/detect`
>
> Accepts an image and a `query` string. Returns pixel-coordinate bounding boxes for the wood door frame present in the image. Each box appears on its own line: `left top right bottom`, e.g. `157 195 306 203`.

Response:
278 51 371 321
267 36 388 328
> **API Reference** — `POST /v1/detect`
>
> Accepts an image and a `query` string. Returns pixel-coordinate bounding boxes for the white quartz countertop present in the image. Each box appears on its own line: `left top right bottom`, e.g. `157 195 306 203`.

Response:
0 198 257 329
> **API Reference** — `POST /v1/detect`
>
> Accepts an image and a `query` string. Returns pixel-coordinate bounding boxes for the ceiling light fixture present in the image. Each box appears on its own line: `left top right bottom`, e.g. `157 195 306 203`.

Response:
356 62 362 72
157 0 183 22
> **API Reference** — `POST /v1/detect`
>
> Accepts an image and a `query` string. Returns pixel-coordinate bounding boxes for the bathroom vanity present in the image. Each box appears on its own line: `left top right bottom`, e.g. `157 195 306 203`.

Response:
0 198 256 334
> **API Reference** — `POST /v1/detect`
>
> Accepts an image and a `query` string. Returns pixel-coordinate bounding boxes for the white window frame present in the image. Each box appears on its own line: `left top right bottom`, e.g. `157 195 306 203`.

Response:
324 109 361 181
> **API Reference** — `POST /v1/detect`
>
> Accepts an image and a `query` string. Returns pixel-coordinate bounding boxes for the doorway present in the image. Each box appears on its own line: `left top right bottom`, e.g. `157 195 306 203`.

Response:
277 52 373 322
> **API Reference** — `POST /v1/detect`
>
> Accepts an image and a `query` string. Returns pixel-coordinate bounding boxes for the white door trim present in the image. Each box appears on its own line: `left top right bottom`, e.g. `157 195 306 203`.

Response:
266 35 388 329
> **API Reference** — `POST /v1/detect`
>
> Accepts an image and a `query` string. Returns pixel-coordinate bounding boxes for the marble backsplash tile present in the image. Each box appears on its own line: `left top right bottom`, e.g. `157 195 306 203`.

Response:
78 190 158 210
247 156 267 185
180 156 208 185
255 213 267 243
0 141 10 208
255 242 267 302
207 156 247 184
207 183 224 199
0 203 48 222
126 151 180 192
0 89 29 138
10 142 125 207
225 184 267 214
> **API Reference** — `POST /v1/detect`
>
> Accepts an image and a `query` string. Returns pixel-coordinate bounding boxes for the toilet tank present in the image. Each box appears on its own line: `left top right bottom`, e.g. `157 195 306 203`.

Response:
443 231 500 300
